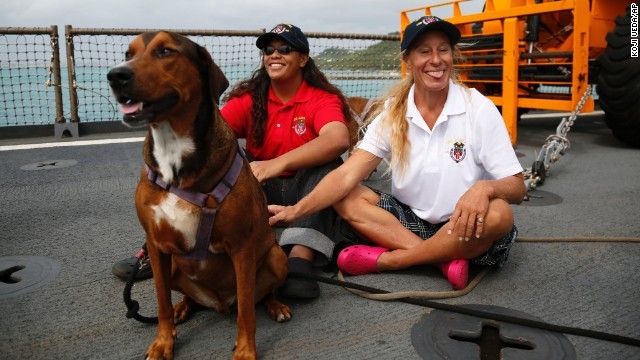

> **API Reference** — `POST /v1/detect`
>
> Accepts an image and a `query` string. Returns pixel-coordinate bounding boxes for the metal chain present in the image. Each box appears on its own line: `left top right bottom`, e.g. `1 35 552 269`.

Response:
557 84 592 139
524 85 592 191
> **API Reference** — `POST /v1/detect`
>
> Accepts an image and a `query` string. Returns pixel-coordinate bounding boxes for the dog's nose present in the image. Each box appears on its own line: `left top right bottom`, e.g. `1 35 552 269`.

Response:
107 66 134 89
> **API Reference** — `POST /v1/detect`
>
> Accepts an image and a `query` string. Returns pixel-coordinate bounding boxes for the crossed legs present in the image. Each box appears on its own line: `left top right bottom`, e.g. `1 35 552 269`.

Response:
333 185 514 272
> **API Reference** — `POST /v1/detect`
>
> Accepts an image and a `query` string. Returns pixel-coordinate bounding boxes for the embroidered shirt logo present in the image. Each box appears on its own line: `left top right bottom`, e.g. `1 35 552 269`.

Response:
449 141 466 163
293 117 307 135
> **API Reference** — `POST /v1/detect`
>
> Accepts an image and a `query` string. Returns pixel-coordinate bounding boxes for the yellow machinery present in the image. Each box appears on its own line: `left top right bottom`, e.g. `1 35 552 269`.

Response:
401 0 639 147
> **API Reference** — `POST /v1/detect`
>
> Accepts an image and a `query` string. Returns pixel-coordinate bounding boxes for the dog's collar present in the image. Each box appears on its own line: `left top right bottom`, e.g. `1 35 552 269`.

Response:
145 147 246 260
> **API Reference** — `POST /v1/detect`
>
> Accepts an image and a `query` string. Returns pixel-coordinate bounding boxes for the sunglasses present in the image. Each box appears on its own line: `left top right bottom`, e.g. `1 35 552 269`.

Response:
262 45 295 56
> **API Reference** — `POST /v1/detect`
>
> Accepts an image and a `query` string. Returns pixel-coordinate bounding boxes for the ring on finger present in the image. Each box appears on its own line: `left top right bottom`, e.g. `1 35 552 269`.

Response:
476 217 484 224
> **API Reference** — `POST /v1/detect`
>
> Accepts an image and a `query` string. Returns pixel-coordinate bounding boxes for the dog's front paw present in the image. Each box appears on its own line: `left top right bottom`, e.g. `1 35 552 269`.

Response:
146 331 176 360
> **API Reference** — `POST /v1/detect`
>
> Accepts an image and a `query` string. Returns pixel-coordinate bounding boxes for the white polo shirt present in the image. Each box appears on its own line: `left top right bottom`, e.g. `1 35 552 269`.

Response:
359 81 523 224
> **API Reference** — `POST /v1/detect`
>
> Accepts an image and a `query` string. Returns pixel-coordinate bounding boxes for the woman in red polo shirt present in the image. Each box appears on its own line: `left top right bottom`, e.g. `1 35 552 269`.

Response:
221 23 352 299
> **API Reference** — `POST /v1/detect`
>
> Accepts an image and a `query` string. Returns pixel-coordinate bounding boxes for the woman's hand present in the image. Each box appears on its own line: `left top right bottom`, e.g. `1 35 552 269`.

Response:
447 181 491 241
250 159 285 183
447 174 524 241
268 204 298 226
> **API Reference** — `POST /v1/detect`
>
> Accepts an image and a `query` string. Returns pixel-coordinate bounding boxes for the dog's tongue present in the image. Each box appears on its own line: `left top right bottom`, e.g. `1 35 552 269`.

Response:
120 101 142 115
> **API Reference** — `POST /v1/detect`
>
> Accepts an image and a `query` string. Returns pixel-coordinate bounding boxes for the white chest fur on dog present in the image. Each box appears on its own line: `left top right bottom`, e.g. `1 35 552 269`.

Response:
149 121 201 252
151 193 199 250
151 121 195 184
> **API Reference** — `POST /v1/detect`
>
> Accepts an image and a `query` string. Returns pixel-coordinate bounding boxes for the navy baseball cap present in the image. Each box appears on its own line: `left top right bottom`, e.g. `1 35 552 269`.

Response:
401 15 461 51
256 23 310 54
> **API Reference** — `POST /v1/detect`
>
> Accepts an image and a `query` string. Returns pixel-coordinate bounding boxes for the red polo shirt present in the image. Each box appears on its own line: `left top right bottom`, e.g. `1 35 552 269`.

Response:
221 81 346 161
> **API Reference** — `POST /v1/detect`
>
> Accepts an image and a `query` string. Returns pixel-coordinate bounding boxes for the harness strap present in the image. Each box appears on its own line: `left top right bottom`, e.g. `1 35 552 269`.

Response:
146 148 245 260
186 207 218 260
146 171 209 207
210 150 244 203
350 98 376 126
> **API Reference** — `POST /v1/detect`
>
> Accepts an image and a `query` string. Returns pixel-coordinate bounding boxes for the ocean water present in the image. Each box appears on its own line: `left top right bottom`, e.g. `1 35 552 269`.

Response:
0 66 62 127
0 65 397 127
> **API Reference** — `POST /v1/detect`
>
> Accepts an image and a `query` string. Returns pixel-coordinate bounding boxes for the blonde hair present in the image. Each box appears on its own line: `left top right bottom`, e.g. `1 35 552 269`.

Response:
362 42 469 177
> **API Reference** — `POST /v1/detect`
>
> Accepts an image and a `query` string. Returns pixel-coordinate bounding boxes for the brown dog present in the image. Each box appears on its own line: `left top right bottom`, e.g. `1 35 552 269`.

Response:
346 96 379 152
107 31 291 360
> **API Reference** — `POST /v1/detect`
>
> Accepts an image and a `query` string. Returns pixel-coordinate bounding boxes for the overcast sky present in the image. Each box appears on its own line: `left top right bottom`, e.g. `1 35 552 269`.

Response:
1 0 484 35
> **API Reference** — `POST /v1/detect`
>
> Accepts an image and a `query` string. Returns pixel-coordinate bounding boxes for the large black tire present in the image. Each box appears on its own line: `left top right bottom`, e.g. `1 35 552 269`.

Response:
596 3 640 147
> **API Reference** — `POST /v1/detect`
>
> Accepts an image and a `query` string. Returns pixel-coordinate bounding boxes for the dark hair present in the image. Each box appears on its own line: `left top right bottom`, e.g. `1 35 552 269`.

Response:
224 58 353 147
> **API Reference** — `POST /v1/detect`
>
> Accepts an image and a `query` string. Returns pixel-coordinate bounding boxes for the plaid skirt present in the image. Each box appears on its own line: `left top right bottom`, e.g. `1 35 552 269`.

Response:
339 189 517 268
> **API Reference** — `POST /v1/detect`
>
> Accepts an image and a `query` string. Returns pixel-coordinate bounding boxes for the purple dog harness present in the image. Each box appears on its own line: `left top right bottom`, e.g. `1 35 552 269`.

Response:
145 148 245 260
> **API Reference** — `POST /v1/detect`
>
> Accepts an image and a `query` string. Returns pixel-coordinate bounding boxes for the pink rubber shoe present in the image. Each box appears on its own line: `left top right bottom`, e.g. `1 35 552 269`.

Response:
439 259 469 290
337 245 388 275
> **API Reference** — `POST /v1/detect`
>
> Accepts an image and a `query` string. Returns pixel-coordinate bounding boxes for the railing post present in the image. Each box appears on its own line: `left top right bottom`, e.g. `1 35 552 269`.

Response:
50 25 65 125
64 25 80 125
56 24 79 139
51 25 78 139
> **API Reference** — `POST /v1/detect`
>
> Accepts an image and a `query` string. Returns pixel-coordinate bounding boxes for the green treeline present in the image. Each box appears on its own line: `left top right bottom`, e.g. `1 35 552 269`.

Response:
314 36 400 71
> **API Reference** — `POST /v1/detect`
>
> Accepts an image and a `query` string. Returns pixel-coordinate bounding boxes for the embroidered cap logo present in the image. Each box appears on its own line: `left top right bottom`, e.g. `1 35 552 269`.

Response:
272 24 292 34
420 16 439 27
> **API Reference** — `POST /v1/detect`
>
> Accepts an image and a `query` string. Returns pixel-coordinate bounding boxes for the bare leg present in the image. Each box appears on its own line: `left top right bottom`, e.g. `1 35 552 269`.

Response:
334 185 423 250
289 244 314 261
334 185 514 271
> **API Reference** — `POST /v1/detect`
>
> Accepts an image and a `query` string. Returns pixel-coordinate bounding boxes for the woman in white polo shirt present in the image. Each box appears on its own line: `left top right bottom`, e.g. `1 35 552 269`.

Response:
268 16 526 290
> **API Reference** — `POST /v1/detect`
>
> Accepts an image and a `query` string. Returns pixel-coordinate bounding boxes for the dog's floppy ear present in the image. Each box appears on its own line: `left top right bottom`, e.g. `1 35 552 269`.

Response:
196 46 229 105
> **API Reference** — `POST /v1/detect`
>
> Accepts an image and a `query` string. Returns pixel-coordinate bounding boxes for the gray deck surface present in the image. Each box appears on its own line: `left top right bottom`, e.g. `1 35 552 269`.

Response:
1 112 639 359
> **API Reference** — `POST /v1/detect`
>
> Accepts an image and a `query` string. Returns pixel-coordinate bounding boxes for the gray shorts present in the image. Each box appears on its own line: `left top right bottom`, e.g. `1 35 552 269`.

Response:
340 189 517 268
261 156 344 265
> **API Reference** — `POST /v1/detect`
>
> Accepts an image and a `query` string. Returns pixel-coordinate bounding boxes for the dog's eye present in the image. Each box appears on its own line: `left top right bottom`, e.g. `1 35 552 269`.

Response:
157 48 175 57
124 51 133 61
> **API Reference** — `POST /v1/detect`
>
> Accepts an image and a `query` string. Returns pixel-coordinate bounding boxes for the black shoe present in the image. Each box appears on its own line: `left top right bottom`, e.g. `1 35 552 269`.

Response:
112 256 153 281
279 257 320 299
